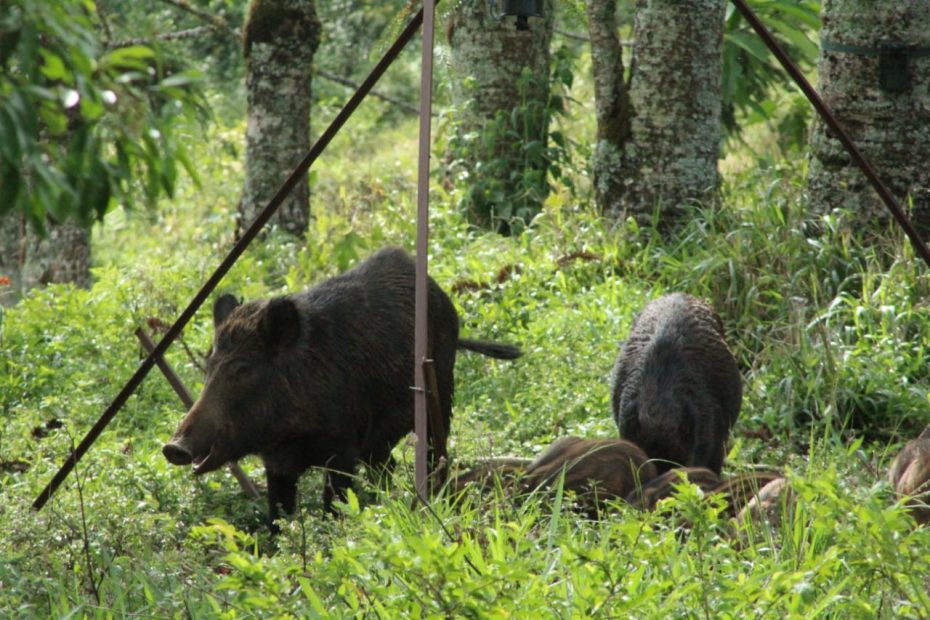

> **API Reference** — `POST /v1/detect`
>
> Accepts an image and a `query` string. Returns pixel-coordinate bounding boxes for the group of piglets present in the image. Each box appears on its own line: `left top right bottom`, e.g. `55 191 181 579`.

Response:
451 292 790 526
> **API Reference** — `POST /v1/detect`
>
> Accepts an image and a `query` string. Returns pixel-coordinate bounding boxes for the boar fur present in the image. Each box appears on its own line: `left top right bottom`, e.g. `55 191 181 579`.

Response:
611 293 742 474
888 427 930 526
625 466 722 511
522 436 658 516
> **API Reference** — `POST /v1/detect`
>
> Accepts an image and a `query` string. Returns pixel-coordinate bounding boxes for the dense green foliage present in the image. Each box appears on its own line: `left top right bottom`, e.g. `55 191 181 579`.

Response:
3 2 930 618
0 0 206 231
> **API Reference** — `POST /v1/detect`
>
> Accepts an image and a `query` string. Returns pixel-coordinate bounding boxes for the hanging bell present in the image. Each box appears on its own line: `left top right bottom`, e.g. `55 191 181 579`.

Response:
501 0 543 31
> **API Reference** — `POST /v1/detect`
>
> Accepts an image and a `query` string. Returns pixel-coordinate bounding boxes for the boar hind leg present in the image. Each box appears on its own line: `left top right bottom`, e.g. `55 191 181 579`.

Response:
323 471 354 514
267 471 300 532
322 455 357 515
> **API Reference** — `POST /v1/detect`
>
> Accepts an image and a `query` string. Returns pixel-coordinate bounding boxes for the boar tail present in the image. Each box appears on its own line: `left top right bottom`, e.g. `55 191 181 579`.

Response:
458 338 523 360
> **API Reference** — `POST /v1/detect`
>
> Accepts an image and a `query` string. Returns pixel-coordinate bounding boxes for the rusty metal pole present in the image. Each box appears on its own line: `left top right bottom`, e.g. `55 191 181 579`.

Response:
729 0 930 270
414 0 437 502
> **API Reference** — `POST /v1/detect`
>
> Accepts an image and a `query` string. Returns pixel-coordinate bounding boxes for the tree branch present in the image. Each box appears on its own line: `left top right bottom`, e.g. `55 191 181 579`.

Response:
154 0 239 39
316 68 428 116
110 26 213 49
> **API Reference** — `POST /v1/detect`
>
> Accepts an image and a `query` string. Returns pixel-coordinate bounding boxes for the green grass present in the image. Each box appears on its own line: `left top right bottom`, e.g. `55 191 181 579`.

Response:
4 86 930 617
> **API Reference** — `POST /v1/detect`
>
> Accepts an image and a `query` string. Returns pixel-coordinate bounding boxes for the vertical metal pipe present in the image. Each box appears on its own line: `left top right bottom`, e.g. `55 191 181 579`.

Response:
415 0 437 501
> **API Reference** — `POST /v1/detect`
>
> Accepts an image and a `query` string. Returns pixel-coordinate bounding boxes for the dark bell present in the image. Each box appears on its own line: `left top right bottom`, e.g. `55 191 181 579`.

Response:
501 0 543 31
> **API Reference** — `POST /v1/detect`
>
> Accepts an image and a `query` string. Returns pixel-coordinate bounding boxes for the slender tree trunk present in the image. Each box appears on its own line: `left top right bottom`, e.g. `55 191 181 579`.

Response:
238 0 321 237
446 1 554 234
0 213 90 306
808 0 930 235
586 0 631 216
620 0 726 228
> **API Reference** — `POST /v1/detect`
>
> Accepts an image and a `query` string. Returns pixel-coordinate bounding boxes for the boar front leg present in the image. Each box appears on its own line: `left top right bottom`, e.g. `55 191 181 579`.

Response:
267 470 300 532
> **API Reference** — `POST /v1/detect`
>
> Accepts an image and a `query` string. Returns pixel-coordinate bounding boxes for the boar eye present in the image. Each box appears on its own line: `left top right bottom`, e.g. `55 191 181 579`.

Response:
228 362 252 376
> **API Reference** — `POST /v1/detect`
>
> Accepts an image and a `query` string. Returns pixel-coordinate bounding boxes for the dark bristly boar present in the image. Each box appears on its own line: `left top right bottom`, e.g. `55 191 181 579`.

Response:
522 437 658 516
888 428 930 526
611 293 742 474
625 466 721 511
162 247 522 526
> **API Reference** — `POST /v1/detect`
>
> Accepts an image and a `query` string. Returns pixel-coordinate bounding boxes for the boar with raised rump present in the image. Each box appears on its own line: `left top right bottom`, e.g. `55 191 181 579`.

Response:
162 247 522 527
611 293 742 474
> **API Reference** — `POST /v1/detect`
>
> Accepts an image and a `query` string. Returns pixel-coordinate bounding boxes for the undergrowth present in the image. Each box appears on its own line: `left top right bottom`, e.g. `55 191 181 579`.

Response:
3 90 930 619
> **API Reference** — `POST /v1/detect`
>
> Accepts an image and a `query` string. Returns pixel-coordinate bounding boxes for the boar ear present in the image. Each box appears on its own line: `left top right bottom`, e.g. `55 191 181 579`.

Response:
261 297 301 349
214 294 241 328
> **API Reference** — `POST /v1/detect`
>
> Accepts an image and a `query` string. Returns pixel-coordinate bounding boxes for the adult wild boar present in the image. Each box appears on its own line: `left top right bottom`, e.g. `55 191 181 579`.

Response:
162 247 521 525
611 293 741 474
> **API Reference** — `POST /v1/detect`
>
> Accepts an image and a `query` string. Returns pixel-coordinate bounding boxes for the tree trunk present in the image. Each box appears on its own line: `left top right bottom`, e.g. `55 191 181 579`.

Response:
446 1 554 234
0 212 90 306
238 0 321 237
807 0 930 235
620 0 726 228
586 0 632 216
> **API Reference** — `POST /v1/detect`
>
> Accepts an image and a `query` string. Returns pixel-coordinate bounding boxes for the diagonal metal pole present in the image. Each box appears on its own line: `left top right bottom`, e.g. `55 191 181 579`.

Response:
414 0 436 502
33 6 428 511
729 0 930 270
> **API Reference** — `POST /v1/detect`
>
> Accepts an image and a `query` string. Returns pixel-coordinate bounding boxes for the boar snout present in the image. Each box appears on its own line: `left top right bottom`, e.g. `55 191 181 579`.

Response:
163 441 193 466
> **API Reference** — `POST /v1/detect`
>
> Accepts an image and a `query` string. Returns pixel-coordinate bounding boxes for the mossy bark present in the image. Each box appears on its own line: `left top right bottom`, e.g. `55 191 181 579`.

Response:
586 0 631 216
446 1 554 234
808 0 930 235
620 0 726 228
0 213 90 306
239 0 321 237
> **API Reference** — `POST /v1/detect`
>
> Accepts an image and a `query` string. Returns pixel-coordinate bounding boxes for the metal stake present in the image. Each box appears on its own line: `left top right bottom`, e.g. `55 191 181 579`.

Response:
414 0 437 502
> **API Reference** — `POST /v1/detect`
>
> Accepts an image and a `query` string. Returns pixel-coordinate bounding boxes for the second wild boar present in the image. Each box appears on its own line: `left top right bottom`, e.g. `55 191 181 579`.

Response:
162 247 522 526
610 293 742 474
522 436 658 516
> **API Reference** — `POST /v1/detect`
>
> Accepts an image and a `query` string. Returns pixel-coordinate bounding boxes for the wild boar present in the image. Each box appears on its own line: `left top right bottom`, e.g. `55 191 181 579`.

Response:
522 436 658 516
735 477 792 529
162 247 522 526
611 293 742 474
625 466 721 512
888 428 930 526
707 470 784 518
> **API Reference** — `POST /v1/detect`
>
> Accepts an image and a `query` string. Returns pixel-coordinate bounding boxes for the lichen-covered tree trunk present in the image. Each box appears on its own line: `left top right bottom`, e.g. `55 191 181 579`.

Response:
446 1 554 234
620 0 726 228
586 0 631 216
808 0 930 235
0 213 90 306
238 0 321 237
